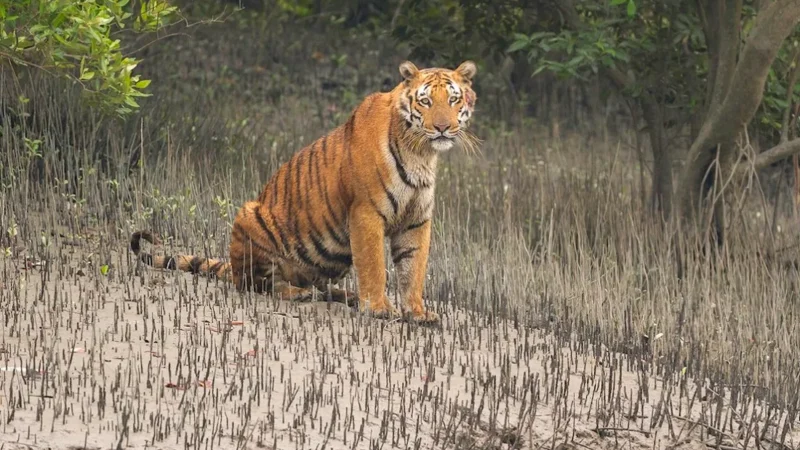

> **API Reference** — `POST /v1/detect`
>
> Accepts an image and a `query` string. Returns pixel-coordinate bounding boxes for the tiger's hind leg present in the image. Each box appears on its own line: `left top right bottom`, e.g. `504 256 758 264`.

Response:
269 263 317 301
273 266 357 304
233 256 355 304
313 276 358 305
230 252 317 302
228 202 356 304
229 231 326 302
270 282 316 302
228 250 275 294
228 201 287 294
229 239 316 303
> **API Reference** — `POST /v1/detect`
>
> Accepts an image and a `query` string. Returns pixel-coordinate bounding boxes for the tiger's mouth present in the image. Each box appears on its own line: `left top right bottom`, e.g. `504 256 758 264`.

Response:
430 135 455 152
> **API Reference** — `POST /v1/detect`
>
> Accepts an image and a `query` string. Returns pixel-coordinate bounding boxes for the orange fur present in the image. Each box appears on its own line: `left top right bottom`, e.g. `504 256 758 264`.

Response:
130 61 480 323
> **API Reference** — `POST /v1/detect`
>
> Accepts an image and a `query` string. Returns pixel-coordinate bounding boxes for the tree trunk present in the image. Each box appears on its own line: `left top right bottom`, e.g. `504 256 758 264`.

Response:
641 99 672 216
676 0 800 229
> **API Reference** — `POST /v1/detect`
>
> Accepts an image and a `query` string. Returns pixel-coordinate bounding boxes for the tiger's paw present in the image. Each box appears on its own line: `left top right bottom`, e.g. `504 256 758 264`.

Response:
405 309 440 325
360 301 401 320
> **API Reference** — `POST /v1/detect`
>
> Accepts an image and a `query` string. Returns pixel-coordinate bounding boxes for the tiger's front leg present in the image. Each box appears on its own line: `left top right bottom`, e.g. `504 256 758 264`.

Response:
390 220 439 323
349 204 400 318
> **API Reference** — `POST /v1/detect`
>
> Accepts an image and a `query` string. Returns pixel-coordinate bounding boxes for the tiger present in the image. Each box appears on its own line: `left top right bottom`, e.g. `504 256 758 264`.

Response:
130 60 479 323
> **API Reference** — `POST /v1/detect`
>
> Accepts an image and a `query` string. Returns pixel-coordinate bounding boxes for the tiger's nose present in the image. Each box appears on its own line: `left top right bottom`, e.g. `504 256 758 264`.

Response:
433 122 450 132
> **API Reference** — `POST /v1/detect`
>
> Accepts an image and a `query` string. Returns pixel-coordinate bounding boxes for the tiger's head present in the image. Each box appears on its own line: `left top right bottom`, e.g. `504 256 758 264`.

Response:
397 60 478 153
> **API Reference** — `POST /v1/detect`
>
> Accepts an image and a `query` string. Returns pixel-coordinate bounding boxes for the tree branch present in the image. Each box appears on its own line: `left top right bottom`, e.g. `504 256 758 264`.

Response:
754 137 800 170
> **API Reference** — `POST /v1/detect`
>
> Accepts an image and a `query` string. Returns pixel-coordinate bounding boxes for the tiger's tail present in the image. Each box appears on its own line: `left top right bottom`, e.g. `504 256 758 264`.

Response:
130 230 232 282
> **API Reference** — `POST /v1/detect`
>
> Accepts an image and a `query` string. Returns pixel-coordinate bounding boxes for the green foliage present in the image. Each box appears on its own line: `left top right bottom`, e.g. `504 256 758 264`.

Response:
506 0 800 145
759 37 800 139
391 0 530 64
391 0 465 62
610 0 637 18
275 0 314 18
270 0 536 66
508 29 637 81
0 0 178 116
509 1 690 99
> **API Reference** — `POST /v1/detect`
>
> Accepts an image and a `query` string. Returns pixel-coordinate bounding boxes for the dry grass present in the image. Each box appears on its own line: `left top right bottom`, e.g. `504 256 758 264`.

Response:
2 11 800 449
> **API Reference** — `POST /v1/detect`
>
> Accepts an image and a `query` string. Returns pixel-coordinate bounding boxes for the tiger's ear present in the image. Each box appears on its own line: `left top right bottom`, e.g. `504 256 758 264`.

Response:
399 61 420 82
455 61 477 83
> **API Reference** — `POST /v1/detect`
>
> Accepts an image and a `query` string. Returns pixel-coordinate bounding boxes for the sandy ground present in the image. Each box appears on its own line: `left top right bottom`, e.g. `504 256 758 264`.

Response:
1 234 798 450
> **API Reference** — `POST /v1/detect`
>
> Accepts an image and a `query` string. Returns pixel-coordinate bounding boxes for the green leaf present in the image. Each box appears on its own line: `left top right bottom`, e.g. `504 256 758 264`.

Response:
627 0 637 17
100 264 109 276
529 32 554 41
51 12 66 28
0 0 177 117
506 39 529 53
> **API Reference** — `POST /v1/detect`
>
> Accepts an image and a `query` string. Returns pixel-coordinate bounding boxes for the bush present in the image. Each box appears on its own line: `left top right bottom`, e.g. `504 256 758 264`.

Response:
0 0 178 116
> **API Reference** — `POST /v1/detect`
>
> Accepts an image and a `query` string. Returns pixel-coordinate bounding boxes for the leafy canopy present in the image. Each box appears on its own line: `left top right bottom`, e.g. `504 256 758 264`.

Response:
0 0 177 116
507 0 800 143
